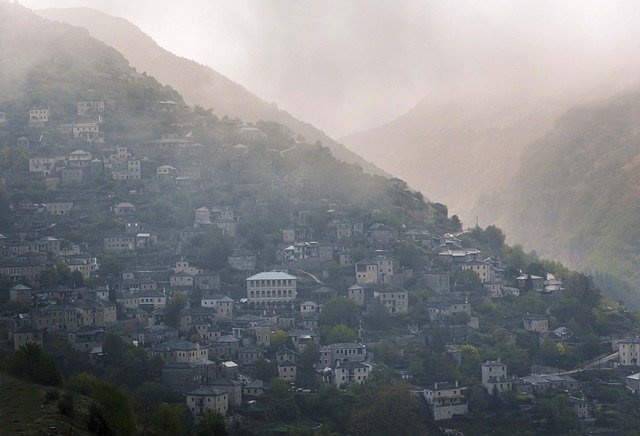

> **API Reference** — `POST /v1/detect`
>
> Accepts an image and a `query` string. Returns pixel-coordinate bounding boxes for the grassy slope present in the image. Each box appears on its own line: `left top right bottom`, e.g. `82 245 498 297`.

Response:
0 372 91 435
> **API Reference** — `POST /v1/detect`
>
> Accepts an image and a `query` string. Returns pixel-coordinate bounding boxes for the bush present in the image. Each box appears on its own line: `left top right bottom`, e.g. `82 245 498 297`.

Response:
1 343 62 386
45 388 60 403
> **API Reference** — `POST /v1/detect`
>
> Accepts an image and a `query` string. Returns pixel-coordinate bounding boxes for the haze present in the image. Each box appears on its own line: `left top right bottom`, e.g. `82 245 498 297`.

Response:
20 0 640 137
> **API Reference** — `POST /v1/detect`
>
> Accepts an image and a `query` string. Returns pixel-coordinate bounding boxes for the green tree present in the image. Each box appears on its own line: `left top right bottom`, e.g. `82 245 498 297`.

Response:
319 297 358 326
326 324 357 344
165 293 187 328
252 358 278 382
58 391 76 434
452 269 483 293
459 344 481 382
270 329 289 349
69 270 85 288
349 379 427 435
194 409 227 436
267 378 300 420
100 253 123 278
450 215 463 231
1 343 62 386
39 265 60 288
364 300 391 330
153 402 185 435
133 382 178 433
373 341 402 368
394 243 424 270
298 343 320 388
68 373 136 436
537 395 579 434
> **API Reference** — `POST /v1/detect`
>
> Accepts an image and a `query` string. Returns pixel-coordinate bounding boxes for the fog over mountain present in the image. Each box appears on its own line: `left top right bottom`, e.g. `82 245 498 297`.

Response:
21 0 640 137
34 6 386 175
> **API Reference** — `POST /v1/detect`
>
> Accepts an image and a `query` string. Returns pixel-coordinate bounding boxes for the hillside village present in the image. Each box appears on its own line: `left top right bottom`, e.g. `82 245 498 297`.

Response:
3 3 640 435
3 92 640 434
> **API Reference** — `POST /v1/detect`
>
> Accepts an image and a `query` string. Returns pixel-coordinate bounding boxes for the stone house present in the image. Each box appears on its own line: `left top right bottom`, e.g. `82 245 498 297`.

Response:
425 273 451 293
9 284 32 304
427 299 471 321
67 149 93 167
423 381 468 421
618 338 640 366
113 202 137 216
374 255 395 283
75 298 117 327
366 223 398 245
228 249 257 272
73 123 103 142
186 386 228 418
61 168 84 185
374 288 408 314
355 259 378 285
482 359 511 393
438 248 481 264
163 361 215 393
210 378 243 407
523 314 549 334
461 260 495 284
44 202 75 216
319 343 366 368
210 335 240 359
516 274 544 292
278 359 298 382
625 372 640 395
0 262 44 284
29 157 57 174
569 396 590 419
300 301 319 317
333 361 372 388
288 330 321 353
137 325 178 347
29 107 50 127
348 284 365 306
68 325 104 352
243 379 267 397
103 235 135 252
33 304 79 330
11 325 43 350
149 340 208 363
77 100 105 116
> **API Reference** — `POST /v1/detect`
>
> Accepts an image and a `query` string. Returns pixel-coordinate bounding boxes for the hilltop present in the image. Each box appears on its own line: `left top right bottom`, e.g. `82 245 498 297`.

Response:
35 6 386 176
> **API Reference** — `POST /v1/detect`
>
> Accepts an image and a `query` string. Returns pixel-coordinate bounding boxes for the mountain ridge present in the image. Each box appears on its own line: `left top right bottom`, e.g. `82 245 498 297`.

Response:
342 93 568 222
35 7 387 177
475 90 640 305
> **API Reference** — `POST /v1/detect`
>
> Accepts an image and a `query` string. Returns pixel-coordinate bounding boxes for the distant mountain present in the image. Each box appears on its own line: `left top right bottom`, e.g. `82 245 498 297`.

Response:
476 91 640 304
343 94 569 224
36 7 385 176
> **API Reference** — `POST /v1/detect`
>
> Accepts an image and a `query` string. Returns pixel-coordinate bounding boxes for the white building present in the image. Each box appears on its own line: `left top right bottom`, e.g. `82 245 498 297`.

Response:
246 271 297 303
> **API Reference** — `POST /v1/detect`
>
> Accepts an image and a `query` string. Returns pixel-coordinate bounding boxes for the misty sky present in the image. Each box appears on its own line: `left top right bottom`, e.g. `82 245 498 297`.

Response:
18 0 640 137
